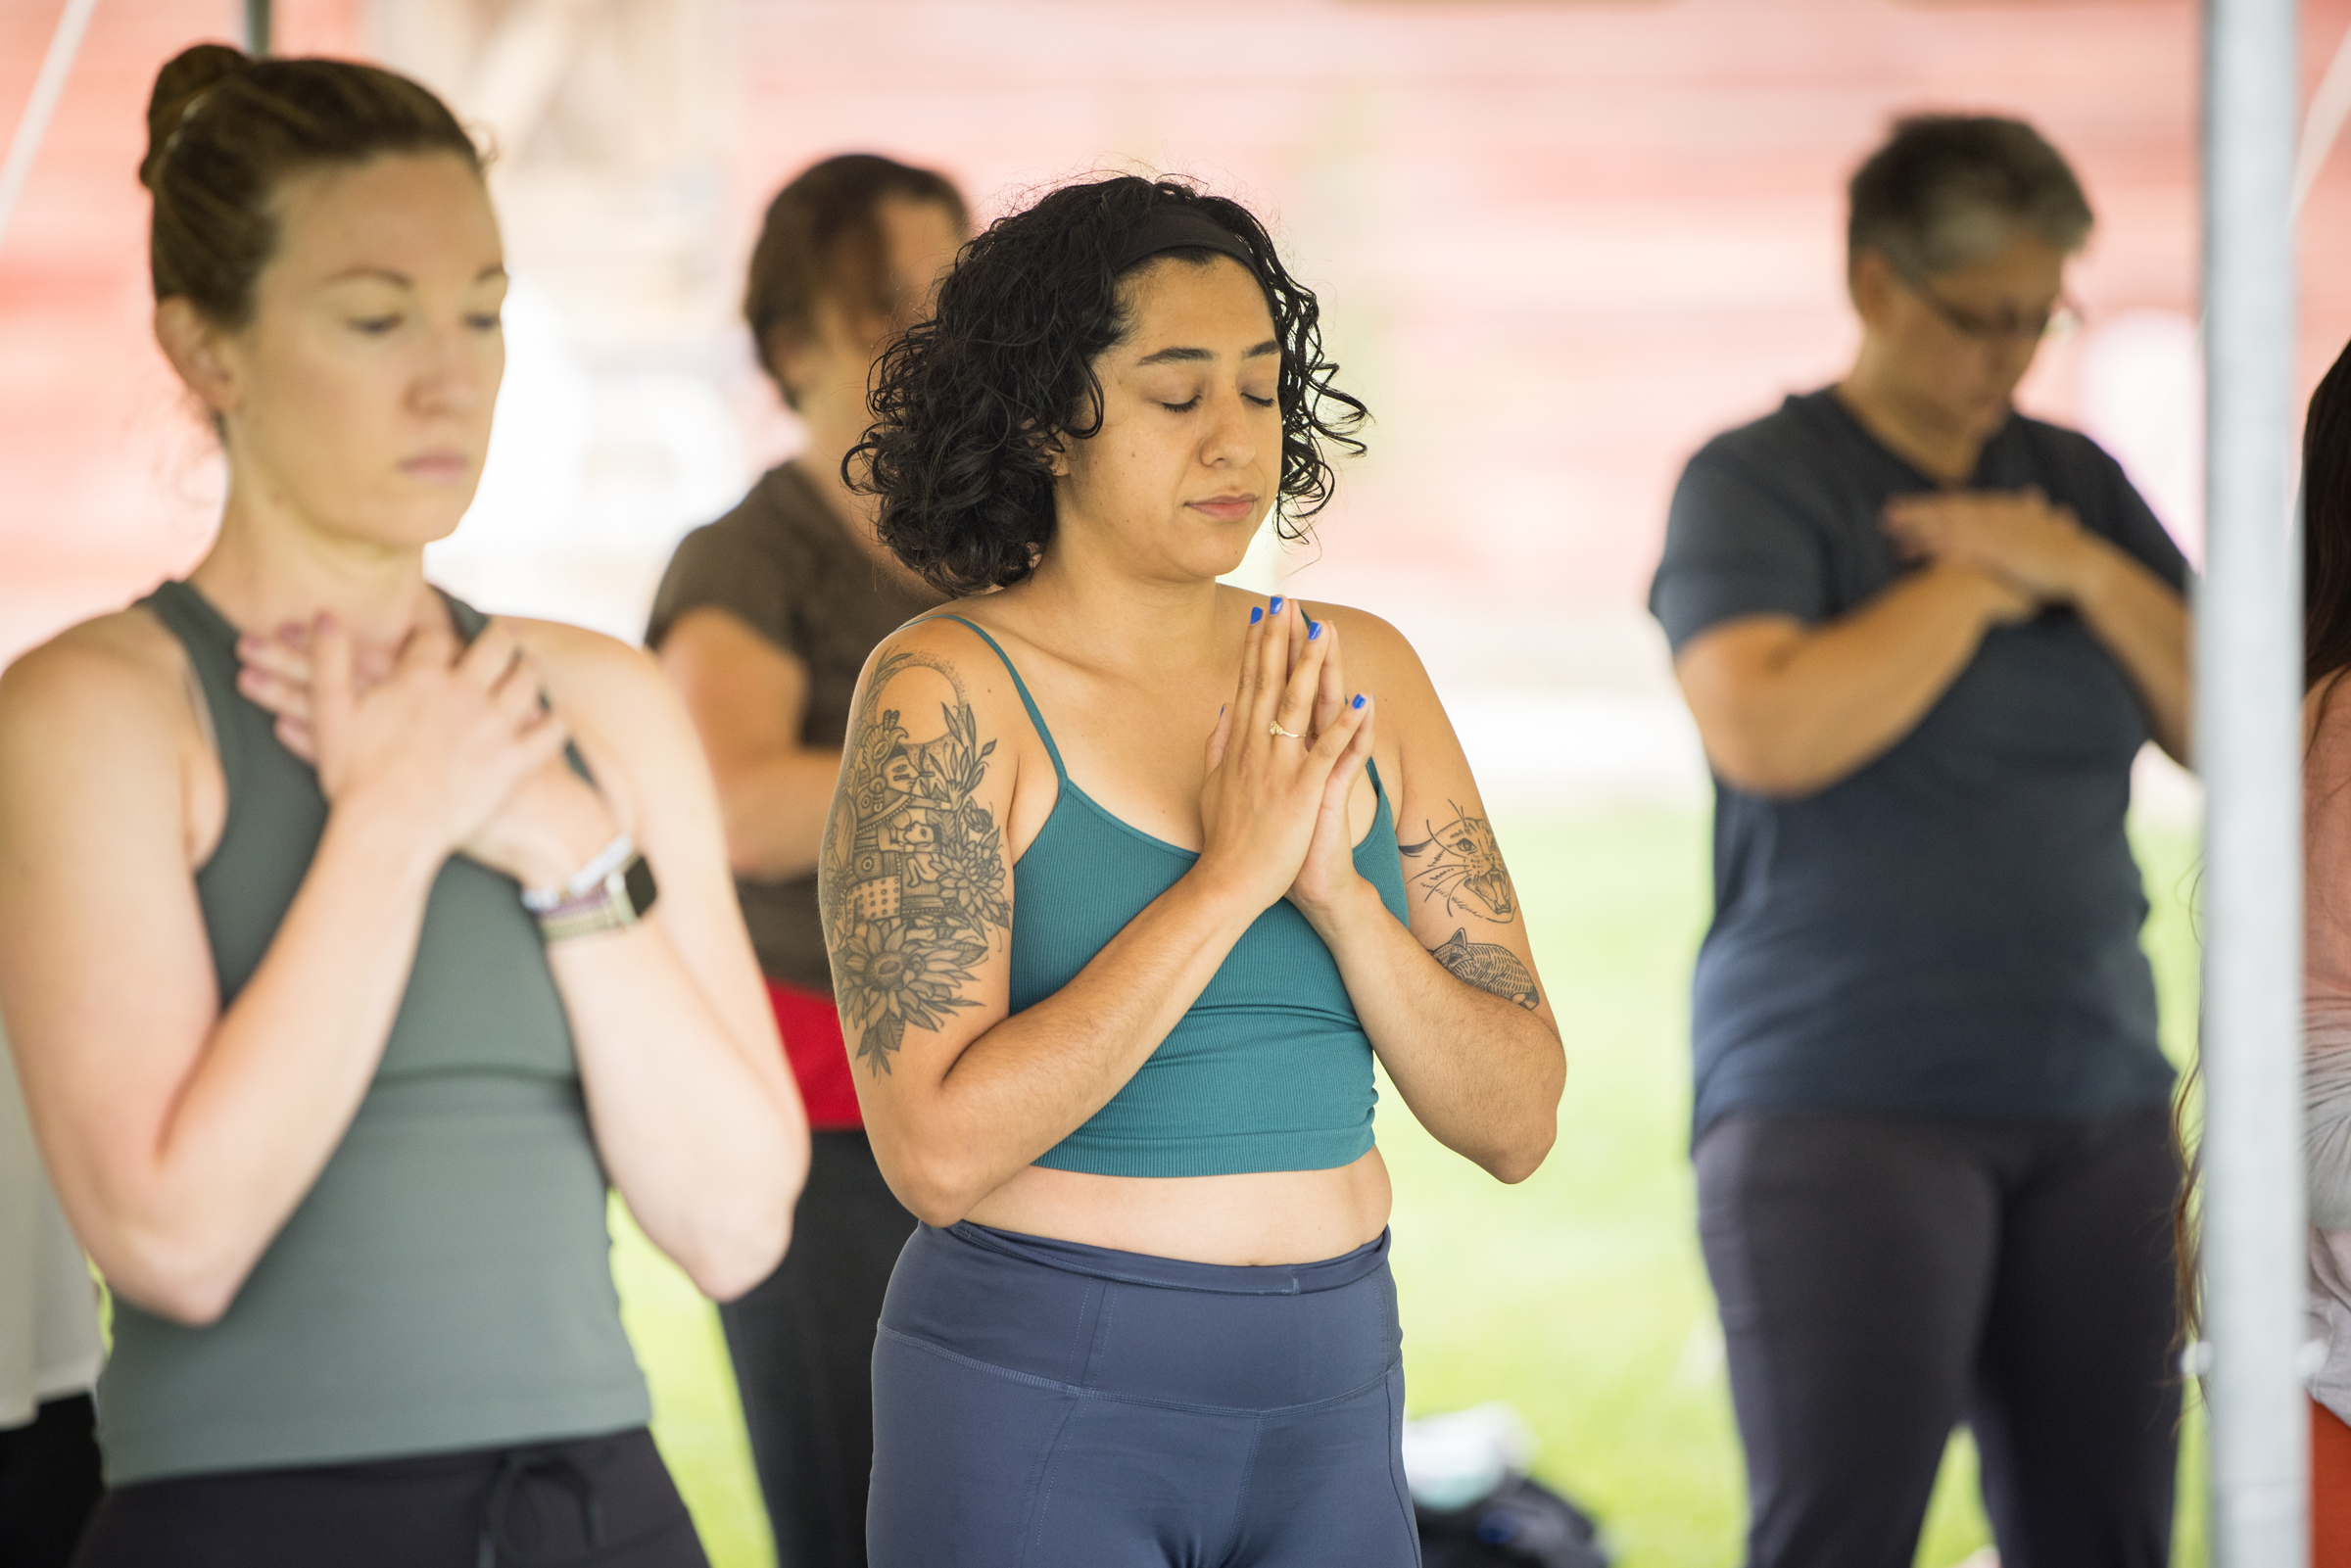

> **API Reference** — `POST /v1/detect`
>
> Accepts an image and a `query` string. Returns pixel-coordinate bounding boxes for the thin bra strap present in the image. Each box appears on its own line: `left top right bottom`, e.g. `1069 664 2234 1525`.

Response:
908 614 1068 782
905 615 1385 807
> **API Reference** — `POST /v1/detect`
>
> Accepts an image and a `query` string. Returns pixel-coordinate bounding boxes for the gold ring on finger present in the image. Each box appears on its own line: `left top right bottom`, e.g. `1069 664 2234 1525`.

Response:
1269 721 1304 739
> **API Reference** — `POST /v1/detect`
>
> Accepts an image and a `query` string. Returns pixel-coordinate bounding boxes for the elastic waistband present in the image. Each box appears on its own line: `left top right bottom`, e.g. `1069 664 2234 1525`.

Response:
881 1223 1401 1410
945 1221 1390 1296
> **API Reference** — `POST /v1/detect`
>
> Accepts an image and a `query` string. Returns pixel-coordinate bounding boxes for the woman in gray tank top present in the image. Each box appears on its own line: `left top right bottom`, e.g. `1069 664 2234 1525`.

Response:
0 45 806 1567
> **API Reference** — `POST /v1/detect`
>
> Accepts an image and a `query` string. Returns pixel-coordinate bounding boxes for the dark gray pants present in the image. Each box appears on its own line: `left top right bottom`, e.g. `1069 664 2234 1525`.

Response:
1697 1106 2182 1568
717 1130 915 1568
1 1393 101 1567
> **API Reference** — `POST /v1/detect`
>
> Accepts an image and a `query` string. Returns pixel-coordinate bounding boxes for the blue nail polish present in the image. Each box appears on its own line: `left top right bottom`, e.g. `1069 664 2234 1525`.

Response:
1249 606 1263 625
1308 620 1321 641
1352 693 1365 709
1270 595 1284 614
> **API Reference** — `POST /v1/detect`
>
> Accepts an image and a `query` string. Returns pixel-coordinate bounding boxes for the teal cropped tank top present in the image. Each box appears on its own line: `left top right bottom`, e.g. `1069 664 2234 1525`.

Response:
102 582 649 1486
933 616 1411 1178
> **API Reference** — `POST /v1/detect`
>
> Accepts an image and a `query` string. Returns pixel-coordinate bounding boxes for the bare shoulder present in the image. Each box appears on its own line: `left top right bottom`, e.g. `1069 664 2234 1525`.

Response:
1 606 192 749
1296 601 1445 727
505 616 664 700
0 607 199 870
838 615 1030 812
1294 599 1491 819
2311 670 2351 763
850 611 1028 740
501 616 690 745
1299 603 1432 683
861 609 996 680
496 618 708 836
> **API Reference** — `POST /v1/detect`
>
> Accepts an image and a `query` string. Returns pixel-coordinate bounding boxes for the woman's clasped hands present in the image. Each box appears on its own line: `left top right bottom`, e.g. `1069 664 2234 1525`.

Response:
234 614 617 890
1195 595 1376 924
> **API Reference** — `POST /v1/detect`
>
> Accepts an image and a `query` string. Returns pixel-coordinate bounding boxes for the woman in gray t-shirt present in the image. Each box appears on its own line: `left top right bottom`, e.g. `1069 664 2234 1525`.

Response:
1651 116 2190 1568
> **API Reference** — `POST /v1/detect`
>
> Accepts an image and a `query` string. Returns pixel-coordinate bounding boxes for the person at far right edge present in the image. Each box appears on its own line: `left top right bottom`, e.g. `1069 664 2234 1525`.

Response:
1651 115 2192 1568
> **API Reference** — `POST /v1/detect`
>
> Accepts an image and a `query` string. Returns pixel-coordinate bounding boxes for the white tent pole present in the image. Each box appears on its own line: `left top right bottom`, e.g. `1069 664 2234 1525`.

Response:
0 0 101 257
2202 1 2307 1564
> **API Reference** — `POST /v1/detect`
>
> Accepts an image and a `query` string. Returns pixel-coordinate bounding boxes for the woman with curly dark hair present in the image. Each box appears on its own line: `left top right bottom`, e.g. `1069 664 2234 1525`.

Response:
817 175 1565 1565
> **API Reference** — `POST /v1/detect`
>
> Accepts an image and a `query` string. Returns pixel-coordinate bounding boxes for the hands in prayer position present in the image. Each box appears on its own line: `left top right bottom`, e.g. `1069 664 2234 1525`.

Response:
1196 597 1375 923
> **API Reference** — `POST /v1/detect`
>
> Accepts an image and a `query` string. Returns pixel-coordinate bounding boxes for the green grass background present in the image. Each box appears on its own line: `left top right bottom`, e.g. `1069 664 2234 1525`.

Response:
612 801 2207 1568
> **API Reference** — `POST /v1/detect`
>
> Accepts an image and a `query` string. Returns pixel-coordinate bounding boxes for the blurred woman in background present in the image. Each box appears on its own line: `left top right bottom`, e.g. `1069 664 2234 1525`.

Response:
0 45 804 1564
1652 115 2191 1567
830 174 1563 1565
2296 334 2351 1565
648 154 963 1568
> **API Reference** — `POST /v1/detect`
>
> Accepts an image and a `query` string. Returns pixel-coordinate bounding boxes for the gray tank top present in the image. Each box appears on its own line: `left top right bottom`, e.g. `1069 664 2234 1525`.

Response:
99 581 649 1485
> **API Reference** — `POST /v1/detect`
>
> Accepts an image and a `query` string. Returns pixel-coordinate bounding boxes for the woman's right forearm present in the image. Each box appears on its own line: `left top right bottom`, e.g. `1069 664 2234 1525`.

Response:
867 871 1263 1226
106 803 443 1321
1678 564 2011 797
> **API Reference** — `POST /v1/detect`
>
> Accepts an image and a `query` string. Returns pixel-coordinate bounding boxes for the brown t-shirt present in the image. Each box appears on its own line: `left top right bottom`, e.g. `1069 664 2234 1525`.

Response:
647 462 939 990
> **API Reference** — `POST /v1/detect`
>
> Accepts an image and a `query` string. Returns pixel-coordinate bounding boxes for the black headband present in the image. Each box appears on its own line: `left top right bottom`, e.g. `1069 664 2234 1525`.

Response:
1109 206 1260 276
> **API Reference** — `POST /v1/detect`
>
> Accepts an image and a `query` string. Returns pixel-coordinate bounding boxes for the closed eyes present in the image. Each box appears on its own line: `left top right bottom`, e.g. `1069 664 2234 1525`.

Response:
1158 394 1277 413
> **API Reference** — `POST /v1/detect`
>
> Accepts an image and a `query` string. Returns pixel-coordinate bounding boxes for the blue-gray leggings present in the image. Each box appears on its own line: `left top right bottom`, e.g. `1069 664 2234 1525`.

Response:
867 1221 1421 1568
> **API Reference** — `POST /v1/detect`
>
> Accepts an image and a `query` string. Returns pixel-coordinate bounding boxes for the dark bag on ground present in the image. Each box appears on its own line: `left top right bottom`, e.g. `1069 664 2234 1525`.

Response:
1415 1472 1611 1568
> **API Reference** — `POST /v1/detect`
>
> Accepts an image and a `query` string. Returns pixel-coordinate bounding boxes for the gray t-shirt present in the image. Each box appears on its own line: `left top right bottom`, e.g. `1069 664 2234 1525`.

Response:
1649 389 2188 1139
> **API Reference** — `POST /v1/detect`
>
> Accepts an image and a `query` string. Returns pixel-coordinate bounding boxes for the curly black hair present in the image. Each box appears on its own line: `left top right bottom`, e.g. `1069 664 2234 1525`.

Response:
850 176 1368 596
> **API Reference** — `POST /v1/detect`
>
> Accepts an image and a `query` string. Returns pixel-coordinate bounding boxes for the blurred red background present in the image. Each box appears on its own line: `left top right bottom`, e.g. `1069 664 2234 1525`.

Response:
6 0 2350 789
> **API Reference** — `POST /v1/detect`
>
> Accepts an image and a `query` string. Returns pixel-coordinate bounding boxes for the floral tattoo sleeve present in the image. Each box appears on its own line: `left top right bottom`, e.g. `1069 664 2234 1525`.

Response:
819 651 1013 1075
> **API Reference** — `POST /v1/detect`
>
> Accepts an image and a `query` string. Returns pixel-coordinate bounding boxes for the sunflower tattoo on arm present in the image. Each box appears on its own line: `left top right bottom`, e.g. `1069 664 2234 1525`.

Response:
820 651 1013 1075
